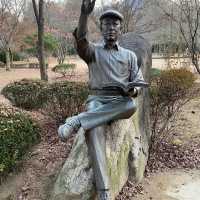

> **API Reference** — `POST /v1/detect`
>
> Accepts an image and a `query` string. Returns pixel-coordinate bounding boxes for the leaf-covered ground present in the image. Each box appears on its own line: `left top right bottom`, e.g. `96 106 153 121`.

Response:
0 87 199 200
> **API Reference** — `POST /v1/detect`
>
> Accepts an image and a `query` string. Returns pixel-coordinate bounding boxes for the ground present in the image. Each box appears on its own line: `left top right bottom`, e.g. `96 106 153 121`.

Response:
135 169 200 200
0 57 200 200
134 94 200 200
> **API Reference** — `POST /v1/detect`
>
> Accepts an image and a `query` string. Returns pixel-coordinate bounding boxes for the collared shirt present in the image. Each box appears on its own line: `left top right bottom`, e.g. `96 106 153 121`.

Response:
73 29 145 90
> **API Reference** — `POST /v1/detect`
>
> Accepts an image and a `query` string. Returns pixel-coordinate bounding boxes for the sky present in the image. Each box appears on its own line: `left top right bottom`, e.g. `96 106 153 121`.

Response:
53 0 143 9
95 0 113 7
52 0 113 7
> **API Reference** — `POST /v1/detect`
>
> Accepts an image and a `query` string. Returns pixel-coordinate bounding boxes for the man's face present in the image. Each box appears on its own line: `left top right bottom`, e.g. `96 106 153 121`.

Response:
100 17 121 44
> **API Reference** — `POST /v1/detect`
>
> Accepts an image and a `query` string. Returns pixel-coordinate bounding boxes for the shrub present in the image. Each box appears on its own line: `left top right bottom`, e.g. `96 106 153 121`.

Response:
150 68 196 147
0 104 40 180
2 80 89 122
0 51 6 63
52 63 76 77
1 79 48 110
24 33 58 57
67 45 77 55
11 52 26 62
0 50 26 64
42 81 89 122
150 68 161 77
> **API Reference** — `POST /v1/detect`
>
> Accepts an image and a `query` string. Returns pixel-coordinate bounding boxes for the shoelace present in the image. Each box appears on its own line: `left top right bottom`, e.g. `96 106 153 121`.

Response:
98 191 109 200
66 117 80 130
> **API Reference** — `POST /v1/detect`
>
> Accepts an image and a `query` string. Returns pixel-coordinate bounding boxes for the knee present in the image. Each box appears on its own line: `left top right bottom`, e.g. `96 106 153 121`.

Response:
86 99 102 111
125 99 137 116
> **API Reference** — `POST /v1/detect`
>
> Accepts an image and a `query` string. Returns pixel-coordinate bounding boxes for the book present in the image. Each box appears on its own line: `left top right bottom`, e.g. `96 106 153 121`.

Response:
102 81 149 93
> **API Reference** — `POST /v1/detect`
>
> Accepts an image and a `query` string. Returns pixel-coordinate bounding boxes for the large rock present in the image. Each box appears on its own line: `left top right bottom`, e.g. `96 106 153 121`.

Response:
51 33 152 200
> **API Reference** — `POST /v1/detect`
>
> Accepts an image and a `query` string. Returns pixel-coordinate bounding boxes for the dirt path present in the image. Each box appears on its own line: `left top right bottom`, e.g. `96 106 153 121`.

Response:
135 169 200 200
0 56 88 89
0 56 88 105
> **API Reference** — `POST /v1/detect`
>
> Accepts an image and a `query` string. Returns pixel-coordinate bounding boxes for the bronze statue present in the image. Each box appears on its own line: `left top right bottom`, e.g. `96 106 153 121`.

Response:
58 0 148 199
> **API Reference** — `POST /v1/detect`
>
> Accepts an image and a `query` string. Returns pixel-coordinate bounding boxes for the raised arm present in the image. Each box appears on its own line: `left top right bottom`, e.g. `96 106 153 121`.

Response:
77 0 96 38
73 0 96 63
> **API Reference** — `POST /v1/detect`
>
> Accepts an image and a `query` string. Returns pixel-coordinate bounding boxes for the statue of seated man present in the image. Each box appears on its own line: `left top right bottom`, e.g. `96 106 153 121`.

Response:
58 0 147 199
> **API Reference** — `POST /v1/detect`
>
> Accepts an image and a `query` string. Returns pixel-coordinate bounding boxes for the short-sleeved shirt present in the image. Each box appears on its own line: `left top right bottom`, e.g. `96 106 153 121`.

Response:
73 29 145 90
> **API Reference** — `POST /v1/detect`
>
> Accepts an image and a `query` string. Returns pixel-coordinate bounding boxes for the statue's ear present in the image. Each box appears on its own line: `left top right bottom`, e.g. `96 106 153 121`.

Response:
120 22 123 32
99 22 102 32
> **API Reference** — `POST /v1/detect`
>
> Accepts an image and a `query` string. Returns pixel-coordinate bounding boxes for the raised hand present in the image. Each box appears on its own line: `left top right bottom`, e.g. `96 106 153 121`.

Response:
81 0 96 15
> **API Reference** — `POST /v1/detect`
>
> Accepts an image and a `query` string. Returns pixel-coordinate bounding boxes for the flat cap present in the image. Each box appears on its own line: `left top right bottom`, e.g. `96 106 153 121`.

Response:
99 9 124 21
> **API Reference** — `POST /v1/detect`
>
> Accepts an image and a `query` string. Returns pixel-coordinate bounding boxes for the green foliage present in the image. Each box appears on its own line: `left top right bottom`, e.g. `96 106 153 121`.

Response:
1 79 48 110
0 51 25 64
2 80 89 122
0 104 40 179
150 68 161 77
11 52 27 62
0 51 6 63
150 68 196 145
24 33 58 56
52 63 76 77
67 45 76 55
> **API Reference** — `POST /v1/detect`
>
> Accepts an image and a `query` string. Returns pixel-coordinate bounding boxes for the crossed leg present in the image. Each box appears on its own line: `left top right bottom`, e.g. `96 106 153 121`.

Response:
83 95 136 199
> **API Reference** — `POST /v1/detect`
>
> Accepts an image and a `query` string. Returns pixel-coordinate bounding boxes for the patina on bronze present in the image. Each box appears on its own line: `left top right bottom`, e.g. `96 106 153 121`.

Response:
58 0 148 199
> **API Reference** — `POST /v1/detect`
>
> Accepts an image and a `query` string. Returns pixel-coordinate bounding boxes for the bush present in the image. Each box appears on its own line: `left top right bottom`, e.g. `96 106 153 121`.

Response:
52 63 76 77
150 68 196 147
2 80 89 122
24 33 58 57
150 68 161 77
0 50 26 63
0 104 40 180
67 45 77 55
42 81 89 122
1 79 48 110
0 51 6 63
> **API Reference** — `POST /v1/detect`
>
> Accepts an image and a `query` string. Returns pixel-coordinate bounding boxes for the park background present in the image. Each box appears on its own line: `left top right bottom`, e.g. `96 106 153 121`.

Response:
0 0 200 199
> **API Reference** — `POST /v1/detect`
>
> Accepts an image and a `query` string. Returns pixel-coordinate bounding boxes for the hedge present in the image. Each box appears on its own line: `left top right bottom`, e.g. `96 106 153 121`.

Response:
0 104 40 180
52 63 76 77
2 80 89 122
1 79 48 110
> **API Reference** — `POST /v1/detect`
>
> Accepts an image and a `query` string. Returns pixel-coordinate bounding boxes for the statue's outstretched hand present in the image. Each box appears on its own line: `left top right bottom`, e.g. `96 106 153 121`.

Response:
81 0 96 15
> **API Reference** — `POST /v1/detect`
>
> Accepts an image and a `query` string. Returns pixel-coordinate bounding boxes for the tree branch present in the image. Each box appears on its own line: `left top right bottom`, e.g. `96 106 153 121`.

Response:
32 0 39 25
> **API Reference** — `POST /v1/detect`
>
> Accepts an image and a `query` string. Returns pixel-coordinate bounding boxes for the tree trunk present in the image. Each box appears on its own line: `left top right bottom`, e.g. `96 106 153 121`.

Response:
192 54 200 74
38 0 48 81
5 49 11 71
9 48 13 68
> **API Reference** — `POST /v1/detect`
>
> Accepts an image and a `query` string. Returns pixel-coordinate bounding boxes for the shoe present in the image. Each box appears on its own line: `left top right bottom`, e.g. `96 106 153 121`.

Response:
58 116 81 141
97 190 111 200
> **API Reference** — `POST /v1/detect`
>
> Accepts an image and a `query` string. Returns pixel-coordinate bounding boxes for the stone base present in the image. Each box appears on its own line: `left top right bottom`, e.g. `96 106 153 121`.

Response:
51 114 149 200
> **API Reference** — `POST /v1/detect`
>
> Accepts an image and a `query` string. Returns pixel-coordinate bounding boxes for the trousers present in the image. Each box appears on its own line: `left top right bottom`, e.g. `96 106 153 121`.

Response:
78 95 136 191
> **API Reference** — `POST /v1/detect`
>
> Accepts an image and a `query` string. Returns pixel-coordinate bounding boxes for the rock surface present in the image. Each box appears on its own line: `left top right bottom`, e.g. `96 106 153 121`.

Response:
52 114 144 200
51 33 152 200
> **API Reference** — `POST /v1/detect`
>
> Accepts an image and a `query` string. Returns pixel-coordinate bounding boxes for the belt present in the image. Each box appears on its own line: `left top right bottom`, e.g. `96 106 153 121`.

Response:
89 89 127 96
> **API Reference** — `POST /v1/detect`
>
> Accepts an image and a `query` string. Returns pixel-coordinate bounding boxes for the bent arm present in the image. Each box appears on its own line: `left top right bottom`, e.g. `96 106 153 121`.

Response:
130 53 145 97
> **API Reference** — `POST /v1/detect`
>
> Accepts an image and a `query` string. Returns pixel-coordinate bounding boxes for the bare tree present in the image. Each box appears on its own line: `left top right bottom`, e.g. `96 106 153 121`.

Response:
156 0 200 74
110 0 164 34
32 0 48 81
56 35 68 64
0 0 26 70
